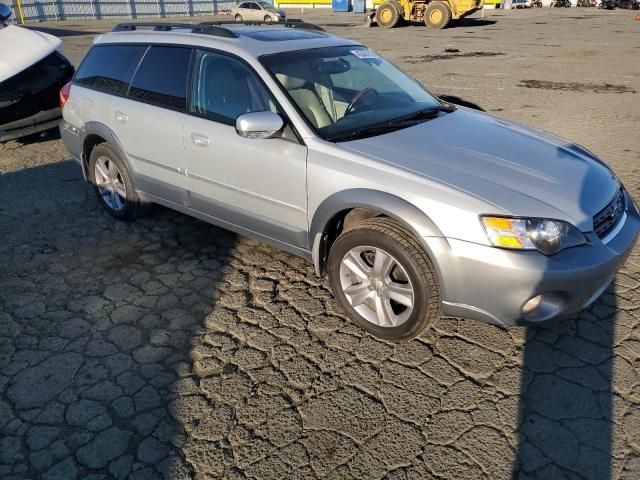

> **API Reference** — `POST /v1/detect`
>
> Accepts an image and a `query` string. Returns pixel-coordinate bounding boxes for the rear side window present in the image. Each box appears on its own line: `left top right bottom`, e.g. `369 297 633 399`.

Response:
75 45 146 95
129 46 192 111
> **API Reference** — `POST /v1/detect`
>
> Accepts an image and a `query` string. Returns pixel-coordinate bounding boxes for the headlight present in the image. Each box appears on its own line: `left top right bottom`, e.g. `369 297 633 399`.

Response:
481 216 588 255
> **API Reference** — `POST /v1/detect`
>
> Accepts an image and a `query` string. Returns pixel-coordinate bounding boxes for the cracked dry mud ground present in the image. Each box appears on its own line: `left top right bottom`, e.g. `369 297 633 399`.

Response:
1 9 640 480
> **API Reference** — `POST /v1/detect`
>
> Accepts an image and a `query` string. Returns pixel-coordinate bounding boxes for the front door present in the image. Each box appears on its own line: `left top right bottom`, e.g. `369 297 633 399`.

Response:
183 49 308 248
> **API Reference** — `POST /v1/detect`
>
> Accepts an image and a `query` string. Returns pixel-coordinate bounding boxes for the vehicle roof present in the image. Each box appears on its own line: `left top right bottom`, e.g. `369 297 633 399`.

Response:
94 26 361 57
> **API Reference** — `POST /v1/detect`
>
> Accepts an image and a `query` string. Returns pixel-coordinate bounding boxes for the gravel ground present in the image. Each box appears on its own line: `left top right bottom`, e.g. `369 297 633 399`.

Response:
1 8 640 480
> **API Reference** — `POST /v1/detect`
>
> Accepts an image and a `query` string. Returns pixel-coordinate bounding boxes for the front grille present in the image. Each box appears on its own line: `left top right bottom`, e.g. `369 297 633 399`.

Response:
593 189 625 239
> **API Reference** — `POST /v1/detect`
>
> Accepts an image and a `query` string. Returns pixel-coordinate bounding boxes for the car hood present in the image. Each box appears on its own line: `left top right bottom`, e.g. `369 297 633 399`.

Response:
270 7 286 15
341 108 619 231
0 25 62 82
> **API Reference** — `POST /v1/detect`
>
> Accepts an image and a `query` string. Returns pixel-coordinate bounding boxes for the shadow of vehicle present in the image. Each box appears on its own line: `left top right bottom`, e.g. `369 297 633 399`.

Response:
0 160 238 477
453 18 498 27
513 291 618 479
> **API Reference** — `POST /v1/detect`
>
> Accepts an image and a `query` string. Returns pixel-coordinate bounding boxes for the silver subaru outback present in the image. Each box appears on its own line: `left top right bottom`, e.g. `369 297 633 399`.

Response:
60 21 639 340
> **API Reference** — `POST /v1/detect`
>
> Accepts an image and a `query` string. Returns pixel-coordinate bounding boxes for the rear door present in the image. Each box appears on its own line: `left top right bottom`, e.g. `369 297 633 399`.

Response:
109 45 193 204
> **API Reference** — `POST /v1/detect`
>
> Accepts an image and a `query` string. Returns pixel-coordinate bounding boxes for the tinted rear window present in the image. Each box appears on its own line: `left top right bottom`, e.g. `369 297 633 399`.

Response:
128 46 192 111
75 45 146 95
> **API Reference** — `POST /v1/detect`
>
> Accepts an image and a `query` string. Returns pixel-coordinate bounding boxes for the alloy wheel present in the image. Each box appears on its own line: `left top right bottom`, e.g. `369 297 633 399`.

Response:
94 156 127 211
339 245 415 327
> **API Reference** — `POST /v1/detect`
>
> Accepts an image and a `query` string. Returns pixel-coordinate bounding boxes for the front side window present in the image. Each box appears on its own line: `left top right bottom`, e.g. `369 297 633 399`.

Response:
189 50 277 125
261 46 441 141
74 45 146 95
128 46 192 110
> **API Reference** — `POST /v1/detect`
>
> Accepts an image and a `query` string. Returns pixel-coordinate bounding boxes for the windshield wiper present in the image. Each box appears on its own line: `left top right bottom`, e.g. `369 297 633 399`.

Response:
327 104 456 143
386 104 456 126
327 124 409 142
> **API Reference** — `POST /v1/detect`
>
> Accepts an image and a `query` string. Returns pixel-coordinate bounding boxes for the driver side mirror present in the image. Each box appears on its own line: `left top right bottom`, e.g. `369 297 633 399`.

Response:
235 112 284 139
0 4 12 21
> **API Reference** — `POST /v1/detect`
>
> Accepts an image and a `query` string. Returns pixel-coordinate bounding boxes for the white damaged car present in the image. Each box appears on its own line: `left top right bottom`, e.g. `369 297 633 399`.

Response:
0 5 74 142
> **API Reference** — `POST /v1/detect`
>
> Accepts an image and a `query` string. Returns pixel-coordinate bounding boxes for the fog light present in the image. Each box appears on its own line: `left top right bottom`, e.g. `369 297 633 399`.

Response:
522 295 543 315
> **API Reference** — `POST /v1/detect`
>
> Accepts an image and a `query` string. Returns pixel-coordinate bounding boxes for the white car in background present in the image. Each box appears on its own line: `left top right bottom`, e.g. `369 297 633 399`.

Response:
0 4 74 141
230 1 286 22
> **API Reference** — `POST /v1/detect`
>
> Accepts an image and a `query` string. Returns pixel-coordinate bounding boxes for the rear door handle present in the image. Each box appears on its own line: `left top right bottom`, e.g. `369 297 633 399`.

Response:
114 111 128 123
191 132 210 147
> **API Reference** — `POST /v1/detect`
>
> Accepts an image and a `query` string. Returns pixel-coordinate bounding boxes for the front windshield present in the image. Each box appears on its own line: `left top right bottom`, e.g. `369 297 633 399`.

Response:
261 46 441 141
257 1 273 8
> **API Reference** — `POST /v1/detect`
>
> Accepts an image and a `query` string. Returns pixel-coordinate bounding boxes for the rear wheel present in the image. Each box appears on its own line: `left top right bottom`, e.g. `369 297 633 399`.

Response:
235 14 243 22
424 2 451 29
328 217 441 341
376 3 401 28
89 143 148 220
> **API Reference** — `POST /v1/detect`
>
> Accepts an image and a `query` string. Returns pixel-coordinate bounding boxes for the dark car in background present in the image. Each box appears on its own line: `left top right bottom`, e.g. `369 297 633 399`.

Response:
0 5 74 142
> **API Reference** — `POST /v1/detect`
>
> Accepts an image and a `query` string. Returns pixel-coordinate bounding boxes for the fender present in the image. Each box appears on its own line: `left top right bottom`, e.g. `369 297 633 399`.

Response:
81 121 131 172
309 189 449 294
78 121 146 193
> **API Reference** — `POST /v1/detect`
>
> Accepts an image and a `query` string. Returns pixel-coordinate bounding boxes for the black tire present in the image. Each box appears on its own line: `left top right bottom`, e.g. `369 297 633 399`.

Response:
264 15 272 22
376 3 401 28
235 14 243 22
424 2 452 29
328 217 441 341
88 143 149 221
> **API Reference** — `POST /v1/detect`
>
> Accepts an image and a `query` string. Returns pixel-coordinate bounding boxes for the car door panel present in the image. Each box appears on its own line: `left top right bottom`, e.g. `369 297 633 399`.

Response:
184 49 308 247
111 46 192 204
184 117 308 245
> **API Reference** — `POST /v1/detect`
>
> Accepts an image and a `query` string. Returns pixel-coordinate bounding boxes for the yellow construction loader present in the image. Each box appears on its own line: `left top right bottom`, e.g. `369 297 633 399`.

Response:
369 0 484 29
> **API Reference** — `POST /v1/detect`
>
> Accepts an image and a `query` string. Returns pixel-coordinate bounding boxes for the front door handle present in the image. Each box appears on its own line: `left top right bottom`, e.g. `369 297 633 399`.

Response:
191 132 210 147
114 111 128 123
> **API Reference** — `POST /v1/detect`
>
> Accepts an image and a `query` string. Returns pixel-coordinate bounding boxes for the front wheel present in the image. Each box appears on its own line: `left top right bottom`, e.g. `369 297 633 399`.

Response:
328 217 441 341
424 2 452 29
264 15 272 22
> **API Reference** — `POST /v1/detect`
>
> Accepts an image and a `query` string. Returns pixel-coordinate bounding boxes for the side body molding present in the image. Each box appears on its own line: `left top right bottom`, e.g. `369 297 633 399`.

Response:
309 189 448 289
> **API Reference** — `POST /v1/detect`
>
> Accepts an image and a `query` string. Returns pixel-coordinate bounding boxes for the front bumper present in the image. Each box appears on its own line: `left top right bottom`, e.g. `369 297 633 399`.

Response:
432 193 639 326
0 107 61 142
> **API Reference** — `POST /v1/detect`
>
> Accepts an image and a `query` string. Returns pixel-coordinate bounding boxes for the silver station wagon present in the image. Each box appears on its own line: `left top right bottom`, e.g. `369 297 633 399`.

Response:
60 21 639 340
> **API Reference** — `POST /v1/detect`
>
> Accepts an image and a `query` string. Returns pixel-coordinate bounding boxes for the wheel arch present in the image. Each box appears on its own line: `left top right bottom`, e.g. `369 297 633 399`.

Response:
81 122 134 182
309 189 446 280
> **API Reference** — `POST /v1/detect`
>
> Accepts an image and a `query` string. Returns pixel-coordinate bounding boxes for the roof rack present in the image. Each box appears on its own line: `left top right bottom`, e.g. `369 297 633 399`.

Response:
198 20 325 32
112 22 238 38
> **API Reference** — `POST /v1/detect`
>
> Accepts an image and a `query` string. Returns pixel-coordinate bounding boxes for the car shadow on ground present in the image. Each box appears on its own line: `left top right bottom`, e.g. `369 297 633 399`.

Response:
513 292 618 479
0 160 240 477
455 18 498 28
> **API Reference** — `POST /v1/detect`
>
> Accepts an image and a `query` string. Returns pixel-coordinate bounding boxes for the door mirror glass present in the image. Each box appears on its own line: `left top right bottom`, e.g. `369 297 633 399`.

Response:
236 111 283 139
0 4 12 21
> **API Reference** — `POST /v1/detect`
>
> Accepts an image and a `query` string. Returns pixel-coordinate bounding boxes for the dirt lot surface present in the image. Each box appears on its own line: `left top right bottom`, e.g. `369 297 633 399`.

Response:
1 8 640 480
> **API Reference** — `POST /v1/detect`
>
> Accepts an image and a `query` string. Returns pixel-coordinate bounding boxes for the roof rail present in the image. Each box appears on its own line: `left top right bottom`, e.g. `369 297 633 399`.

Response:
112 22 238 38
198 20 326 32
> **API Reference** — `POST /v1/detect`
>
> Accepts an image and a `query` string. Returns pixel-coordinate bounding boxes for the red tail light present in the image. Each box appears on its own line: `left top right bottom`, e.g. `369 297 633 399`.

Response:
59 82 72 108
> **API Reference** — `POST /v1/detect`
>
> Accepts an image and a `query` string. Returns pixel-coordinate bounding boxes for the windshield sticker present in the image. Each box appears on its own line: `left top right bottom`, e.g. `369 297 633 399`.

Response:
351 49 379 59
